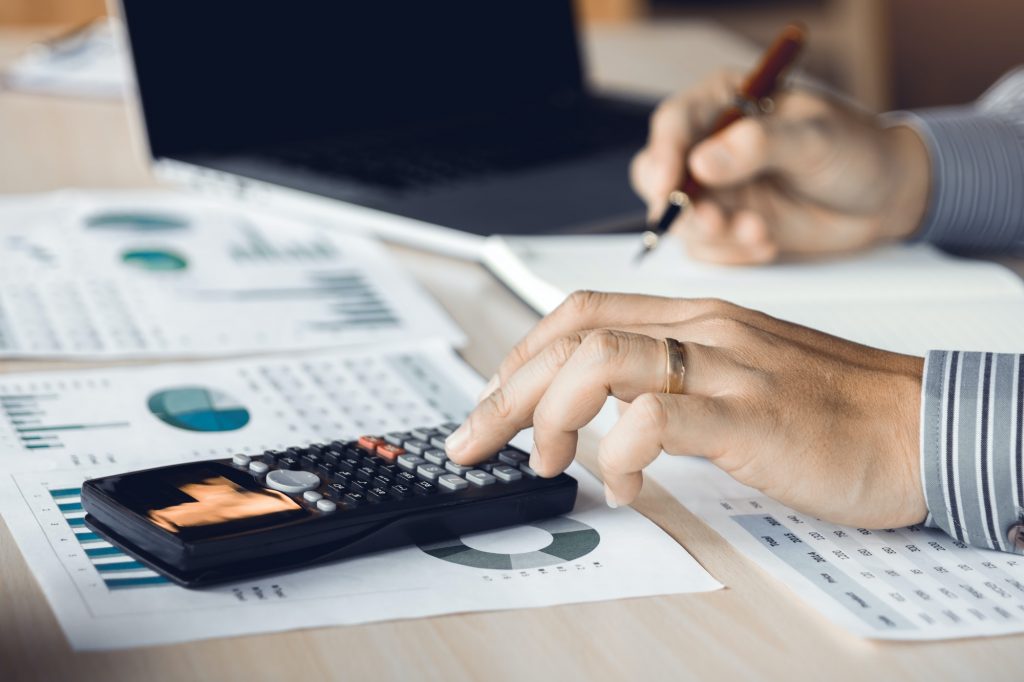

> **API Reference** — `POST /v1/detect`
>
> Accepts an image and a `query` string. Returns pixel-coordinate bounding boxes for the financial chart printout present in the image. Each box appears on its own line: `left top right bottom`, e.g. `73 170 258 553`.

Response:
0 343 721 650
646 456 1024 641
0 190 463 358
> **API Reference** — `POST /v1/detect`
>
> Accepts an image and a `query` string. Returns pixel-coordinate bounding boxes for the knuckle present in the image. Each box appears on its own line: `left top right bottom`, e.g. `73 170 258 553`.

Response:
481 385 515 421
498 341 532 379
632 393 670 432
547 332 584 369
562 289 606 319
580 328 626 363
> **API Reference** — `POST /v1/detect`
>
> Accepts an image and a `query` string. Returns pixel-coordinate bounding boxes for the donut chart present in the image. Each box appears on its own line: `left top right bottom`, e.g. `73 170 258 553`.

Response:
147 386 250 432
419 517 600 570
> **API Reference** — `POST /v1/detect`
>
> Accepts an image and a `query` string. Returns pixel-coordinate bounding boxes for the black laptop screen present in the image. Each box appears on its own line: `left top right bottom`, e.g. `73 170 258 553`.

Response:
120 1 585 158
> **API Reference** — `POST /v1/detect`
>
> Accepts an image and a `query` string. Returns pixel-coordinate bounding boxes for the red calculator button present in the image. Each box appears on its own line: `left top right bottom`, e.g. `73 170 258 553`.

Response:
358 435 386 451
376 444 405 461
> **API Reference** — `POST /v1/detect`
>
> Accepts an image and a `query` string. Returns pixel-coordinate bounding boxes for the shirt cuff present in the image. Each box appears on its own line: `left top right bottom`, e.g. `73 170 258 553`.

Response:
886 108 1024 252
921 350 1024 552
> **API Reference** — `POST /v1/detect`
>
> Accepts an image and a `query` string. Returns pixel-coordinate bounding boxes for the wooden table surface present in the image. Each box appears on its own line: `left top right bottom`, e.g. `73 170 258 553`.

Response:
0 21 1018 682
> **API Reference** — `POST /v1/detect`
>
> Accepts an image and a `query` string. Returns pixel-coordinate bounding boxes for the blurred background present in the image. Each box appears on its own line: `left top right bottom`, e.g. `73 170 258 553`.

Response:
1 0 1022 111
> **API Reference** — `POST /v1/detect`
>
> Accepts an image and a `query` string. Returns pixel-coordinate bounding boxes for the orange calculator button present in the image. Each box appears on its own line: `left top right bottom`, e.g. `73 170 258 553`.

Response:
358 435 386 452
376 444 405 461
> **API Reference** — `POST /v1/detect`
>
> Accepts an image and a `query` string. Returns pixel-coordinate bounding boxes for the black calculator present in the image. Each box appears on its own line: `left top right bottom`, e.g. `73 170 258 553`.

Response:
81 423 578 587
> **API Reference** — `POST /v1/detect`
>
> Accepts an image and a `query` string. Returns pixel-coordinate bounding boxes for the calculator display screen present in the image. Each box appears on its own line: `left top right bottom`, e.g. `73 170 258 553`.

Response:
108 463 308 541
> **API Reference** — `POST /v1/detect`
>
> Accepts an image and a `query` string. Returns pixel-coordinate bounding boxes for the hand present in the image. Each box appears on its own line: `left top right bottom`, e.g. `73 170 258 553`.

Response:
446 291 927 530
629 70 931 265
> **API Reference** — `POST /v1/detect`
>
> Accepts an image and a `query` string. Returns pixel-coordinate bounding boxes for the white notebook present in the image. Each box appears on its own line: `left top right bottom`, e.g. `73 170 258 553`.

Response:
482 234 1024 355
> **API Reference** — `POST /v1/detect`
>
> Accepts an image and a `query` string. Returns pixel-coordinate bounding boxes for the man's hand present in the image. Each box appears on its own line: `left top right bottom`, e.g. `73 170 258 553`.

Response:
629 71 932 264
446 291 927 530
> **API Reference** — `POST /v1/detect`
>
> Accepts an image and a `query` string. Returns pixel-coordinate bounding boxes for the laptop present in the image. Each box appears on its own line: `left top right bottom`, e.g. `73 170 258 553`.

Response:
119 1 652 256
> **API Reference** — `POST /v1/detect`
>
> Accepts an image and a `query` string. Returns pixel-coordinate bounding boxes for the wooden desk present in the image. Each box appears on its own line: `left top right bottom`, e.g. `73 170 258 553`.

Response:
0 21 1018 682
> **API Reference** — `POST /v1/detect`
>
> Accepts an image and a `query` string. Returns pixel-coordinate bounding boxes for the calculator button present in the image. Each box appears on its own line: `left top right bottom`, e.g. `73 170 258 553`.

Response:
403 439 429 455
429 436 449 450
358 436 386 452
466 470 496 486
416 463 446 482
306 443 326 455
410 427 434 441
384 431 412 447
326 483 348 500
376 444 405 462
303 490 323 503
331 470 353 485
316 462 337 478
394 471 417 486
322 449 343 466
262 450 283 465
519 463 540 478
316 499 337 513
412 480 437 496
438 474 469 492
397 454 426 471
389 484 412 499
355 465 377 482
424 448 448 465
498 449 528 466
301 453 322 471
492 465 522 483
349 479 369 494
377 463 399 477
265 469 320 494
336 457 360 474
248 461 270 475
436 422 459 435
445 461 472 476
232 453 251 467
277 456 301 471
341 492 364 509
373 473 393 488
367 486 389 503
476 460 498 472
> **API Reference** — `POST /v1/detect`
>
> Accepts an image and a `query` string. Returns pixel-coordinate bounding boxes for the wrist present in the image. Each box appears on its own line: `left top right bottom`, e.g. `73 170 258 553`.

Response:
878 124 931 241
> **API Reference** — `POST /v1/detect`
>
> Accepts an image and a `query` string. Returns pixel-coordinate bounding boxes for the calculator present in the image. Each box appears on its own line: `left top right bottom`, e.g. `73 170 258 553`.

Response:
80 423 578 587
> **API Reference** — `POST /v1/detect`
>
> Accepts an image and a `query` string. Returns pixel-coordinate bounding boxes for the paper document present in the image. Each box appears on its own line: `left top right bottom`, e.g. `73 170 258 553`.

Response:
646 456 1024 640
0 191 463 358
0 344 721 650
483 234 1024 355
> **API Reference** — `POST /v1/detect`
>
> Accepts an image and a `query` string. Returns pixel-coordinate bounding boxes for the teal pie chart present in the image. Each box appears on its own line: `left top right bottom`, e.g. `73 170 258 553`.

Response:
86 211 189 231
121 249 188 271
147 387 250 432
419 517 600 569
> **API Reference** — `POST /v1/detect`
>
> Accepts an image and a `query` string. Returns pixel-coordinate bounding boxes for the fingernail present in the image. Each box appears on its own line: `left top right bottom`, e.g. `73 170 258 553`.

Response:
445 423 471 458
604 484 619 509
529 442 542 473
477 374 499 402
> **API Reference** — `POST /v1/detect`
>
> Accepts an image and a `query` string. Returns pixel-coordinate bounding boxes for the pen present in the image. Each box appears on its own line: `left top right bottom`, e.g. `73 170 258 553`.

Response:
635 23 807 263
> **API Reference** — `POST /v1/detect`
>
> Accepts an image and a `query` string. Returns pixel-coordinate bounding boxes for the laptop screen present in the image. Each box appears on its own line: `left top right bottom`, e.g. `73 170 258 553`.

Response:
120 1 585 158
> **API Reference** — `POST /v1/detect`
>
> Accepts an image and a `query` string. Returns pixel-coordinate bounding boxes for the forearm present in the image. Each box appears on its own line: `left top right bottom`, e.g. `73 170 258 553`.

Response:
920 350 1024 552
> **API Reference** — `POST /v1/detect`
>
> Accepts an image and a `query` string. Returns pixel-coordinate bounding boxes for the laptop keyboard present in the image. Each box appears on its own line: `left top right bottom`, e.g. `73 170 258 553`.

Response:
261 102 648 191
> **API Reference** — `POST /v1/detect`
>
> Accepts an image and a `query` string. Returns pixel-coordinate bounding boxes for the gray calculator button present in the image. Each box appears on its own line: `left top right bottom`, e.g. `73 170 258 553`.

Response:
397 454 426 471
384 431 412 447
303 490 323 503
248 460 270 475
265 469 320 494
492 465 523 483
466 470 496 486
232 453 251 467
404 439 429 455
430 435 448 450
498 449 527 466
410 427 434 441
416 463 446 482
316 499 337 513
476 460 499 472
519 463 539 478
436 422 459 435
424 448 448 465
445 460 471 476
438 474 469 492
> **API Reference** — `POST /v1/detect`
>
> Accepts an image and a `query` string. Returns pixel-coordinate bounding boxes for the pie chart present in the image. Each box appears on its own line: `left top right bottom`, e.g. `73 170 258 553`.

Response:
121 248 188 271
147 387 250 432
86 211 189 231
419 517 600 570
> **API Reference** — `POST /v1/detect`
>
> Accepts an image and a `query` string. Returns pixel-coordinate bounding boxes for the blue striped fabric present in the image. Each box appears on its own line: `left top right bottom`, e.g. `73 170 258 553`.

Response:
893 67 1024 252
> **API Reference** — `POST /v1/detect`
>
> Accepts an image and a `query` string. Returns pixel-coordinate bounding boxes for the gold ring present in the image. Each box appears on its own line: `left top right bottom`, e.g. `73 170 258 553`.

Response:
662 337 686 394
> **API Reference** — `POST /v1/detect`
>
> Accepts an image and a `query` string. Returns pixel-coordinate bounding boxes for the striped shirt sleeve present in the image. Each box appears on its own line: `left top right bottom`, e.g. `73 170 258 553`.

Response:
921 350 1023 552
888 67 1024 252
